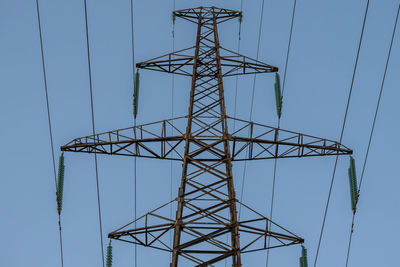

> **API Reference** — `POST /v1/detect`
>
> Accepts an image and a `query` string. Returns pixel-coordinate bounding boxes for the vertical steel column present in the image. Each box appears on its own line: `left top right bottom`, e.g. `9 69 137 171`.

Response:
211 8 241 266
171 11 203 267
171 7 242 266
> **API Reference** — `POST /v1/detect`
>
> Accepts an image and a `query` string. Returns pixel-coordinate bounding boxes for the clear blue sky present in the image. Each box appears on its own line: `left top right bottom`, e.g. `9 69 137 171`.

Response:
1 0 399 266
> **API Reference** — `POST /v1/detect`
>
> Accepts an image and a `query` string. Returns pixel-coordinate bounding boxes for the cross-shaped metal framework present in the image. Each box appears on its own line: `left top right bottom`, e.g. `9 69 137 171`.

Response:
61 6 352 266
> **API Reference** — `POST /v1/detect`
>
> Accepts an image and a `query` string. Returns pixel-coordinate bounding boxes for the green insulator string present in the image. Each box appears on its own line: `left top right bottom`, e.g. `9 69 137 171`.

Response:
348 156 359 214
133 71 140 119
57 153 65 215
274 72 283 119
106 240 113 267
299 246 308 267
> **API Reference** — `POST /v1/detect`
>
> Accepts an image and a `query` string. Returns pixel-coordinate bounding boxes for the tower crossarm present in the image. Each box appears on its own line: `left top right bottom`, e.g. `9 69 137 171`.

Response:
174 7 242 24
61 116 352 161
107 198 304 260
60 117 187 160
136 46 278 77
228 117 352 161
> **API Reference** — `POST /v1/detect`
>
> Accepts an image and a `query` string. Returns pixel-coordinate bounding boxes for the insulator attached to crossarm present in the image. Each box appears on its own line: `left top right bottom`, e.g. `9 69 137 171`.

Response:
106 240 113 267
348 156 359 214
299 245 308 267
274 72 283 119
172 12 176 24
56 153 65 215
133 71 140 119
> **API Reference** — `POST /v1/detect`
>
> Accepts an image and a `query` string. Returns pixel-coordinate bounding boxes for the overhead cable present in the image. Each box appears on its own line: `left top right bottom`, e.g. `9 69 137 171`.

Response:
130 0 138 266
35 0 65 266
313 1 370 266
266 1 297 266
170 0 177 256
232 0 243 132
83 1 106 266
238 0 266 218
345 4 399 266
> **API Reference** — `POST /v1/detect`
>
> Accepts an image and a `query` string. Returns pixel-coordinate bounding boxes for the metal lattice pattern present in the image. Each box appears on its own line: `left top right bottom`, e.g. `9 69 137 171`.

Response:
61 6 352 267
61 116 352 161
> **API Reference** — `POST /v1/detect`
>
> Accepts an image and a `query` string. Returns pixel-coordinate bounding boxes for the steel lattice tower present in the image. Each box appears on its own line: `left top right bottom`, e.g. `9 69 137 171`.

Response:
62 6 352 266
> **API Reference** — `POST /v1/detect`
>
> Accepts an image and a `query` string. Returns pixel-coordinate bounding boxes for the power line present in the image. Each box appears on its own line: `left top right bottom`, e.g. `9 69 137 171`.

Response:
239 0 266 218
281 0 297 98
345 5 399 266
130 0 135 75
134 136 137 267
35 0 64 266
229 2 244 266
249 0 266 120
129 0 138 266
83 1 105 266
232 0 243 132
170 0 176 257
313 1 370 266
265 1 297 265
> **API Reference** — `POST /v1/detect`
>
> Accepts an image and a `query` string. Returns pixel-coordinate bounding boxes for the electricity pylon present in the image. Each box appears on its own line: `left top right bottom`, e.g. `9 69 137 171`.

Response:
61 6 352 266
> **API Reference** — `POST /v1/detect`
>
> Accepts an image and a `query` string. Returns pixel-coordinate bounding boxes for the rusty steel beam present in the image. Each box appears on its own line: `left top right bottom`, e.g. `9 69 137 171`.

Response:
173 7 241 24
107 199 303 259
61 117 352 161
136 47 278 77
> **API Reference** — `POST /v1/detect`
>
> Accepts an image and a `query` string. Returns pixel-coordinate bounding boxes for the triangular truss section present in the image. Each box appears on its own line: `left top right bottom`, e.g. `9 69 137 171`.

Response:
61 117 187 160
136 46 278 77
174 7 242 24
61 116 352 161
109 199 303 265
227 117 352 160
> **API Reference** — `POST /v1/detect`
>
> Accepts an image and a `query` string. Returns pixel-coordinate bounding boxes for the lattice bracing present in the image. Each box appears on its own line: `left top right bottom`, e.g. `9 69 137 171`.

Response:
109 199 303 266
174 7 242 24
61 117 187 160
136 47 278 77
61 6 353 267
227 117 352 160
61 117 352 161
